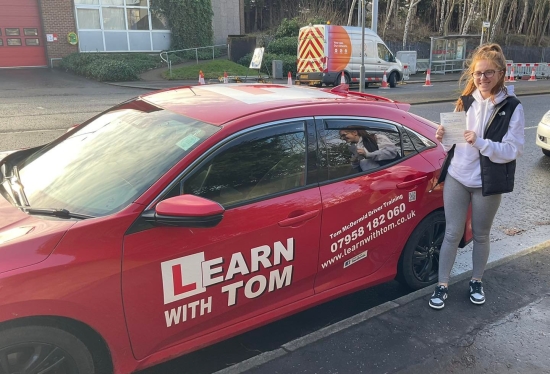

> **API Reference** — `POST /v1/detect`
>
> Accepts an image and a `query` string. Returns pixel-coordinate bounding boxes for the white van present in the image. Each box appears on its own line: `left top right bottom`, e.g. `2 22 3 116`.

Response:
296 24 404 87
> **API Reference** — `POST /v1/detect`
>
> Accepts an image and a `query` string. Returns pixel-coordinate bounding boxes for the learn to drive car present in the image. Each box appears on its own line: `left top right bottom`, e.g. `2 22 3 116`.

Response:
536 109 550 156
0 83 472 374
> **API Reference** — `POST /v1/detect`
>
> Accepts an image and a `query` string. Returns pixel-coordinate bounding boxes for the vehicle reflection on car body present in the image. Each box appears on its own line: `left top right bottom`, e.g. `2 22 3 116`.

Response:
0 84 472 374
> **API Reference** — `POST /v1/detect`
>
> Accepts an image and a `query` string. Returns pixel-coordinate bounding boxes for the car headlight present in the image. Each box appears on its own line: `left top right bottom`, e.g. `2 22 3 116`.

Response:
541 110 550 126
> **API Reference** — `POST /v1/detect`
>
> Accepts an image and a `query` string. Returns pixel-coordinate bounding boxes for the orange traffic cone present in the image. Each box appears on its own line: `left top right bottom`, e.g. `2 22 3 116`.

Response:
508 67 516 82
528 66 537 81
423 69 433 87
340 71 346 85
223 71 229 83
287 71 293 85
379 70 390 89
198 70 205 85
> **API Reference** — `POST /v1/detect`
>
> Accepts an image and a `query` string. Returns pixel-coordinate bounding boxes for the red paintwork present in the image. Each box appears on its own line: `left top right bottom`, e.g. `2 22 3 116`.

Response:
156 195 223 217
0 84 457 374
0 0 47 68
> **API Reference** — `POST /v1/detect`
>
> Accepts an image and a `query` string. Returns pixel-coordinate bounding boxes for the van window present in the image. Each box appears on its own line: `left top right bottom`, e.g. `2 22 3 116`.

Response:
377 43 394 62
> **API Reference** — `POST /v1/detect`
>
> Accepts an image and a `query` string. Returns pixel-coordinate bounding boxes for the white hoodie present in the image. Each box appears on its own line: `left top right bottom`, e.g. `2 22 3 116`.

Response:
448 85 525 188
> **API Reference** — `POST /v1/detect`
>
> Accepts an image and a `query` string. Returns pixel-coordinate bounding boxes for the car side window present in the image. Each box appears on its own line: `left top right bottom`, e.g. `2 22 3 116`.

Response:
182 122 307 206
320 120 403 181
403 128 437 152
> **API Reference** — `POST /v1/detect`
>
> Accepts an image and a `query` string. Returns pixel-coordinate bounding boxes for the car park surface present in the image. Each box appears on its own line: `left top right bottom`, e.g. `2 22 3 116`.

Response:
0 83 472 374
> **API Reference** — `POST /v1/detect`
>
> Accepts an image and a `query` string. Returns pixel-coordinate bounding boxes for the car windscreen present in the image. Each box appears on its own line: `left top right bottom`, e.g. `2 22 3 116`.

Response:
17 108 219 217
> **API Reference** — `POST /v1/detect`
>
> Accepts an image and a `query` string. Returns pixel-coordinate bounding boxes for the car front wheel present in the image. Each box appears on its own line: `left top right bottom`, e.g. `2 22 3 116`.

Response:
0 326 95 374
543 148 550 157
397 211 446 290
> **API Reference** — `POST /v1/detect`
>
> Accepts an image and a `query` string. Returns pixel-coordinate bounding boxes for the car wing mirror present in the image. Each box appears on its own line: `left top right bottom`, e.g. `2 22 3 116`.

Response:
142 194 225 228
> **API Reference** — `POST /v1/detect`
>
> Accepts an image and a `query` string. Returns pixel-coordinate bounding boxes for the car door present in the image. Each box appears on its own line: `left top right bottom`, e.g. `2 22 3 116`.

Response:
121 119 323 359
313 118 434 293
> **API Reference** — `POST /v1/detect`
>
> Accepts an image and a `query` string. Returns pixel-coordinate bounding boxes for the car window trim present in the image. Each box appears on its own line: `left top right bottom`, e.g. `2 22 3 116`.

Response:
145 117 315 211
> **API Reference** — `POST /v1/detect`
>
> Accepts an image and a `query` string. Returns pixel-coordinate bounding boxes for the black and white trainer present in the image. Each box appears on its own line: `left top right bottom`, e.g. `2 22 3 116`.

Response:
469 280 485 304
429 285 448 309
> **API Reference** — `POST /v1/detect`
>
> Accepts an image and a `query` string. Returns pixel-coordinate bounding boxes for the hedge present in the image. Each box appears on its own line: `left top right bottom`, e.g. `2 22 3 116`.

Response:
59 53 165 82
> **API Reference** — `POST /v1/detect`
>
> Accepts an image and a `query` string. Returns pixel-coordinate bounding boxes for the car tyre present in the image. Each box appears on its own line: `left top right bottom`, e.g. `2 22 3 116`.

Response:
0 325 95 374
543 148 550 157
397 211 446 290
388 72 397 88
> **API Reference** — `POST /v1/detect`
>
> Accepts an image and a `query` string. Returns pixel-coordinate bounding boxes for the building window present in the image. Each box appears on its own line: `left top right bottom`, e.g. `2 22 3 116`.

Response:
75 0 99 4
0 39 3 46
6 28 20 36
75 0 169 52
103 7 126 30
151 11 169 30
24 28 38 36
77 8 101 29
25 38 40 46
126 0 148 6
7 39 22 46
127 8 149 30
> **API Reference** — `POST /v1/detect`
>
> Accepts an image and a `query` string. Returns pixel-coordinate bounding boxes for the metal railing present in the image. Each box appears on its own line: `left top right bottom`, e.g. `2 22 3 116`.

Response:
160 44 229 77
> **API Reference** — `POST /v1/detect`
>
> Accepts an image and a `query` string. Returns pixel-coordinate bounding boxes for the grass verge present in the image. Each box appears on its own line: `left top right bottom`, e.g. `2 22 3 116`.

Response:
163 59 269 80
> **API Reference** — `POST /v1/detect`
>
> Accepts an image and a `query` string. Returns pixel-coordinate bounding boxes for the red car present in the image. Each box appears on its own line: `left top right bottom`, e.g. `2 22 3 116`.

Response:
0 84 471 374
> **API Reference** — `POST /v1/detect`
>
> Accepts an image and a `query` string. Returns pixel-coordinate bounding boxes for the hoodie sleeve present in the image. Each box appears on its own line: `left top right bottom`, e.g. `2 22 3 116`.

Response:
472 103 525 163
366 134 400 161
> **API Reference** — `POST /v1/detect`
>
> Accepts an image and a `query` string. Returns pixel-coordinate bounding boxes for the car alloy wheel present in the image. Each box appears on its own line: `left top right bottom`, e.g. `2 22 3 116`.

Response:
397 211 446 290
0 326 94 374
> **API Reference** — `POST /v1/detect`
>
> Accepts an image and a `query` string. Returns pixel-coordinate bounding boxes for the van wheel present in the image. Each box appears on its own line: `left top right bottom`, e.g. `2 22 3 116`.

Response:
388 72 397 88
543 148 550 157
0 326 95 374
397 211 446 290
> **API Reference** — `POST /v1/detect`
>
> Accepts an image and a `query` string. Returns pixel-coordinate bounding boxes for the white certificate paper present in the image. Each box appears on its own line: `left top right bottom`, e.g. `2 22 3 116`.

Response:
439 112 466 146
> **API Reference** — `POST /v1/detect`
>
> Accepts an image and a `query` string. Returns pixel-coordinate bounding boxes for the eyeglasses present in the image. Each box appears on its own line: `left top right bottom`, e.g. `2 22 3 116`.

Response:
472 70 499 79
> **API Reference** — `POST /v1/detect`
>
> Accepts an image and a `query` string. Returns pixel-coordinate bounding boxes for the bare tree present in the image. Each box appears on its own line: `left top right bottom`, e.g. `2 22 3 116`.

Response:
517 0 529 33
382 0 397 38
442 0 457 35
439 0 448 34
489 0 507 41
403 0 422 48
347 0 358 26
461 0 479 34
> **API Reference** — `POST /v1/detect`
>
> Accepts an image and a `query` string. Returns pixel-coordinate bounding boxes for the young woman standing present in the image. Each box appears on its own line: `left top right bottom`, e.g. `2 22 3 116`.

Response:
429 43 525 309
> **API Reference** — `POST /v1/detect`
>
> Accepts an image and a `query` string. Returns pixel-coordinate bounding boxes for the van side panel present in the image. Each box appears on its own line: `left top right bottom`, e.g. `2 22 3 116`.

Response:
326 26 352 72
297 25 325 74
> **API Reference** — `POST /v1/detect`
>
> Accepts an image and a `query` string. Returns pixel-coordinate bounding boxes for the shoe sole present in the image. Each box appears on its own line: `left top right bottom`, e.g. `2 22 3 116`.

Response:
470 297 485 305
429 302 445 309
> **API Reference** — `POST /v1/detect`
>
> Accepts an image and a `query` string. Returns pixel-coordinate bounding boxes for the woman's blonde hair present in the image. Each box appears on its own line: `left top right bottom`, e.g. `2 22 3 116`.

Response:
455 43 508 111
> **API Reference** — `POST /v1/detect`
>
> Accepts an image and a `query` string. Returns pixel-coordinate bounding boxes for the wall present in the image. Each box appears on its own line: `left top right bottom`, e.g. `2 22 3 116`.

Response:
211 0 244 45
38 0 77 63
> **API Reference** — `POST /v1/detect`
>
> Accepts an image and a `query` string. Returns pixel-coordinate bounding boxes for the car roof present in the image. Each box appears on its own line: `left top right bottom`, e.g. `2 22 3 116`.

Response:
140 84 409 126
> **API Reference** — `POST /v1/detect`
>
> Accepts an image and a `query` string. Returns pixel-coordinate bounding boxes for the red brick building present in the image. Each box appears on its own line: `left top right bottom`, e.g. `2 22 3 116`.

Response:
0 0 242 68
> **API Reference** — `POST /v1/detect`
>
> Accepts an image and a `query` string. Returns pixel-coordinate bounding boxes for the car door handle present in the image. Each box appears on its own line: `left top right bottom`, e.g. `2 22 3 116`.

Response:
278 210 320 227
397 176 428 189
